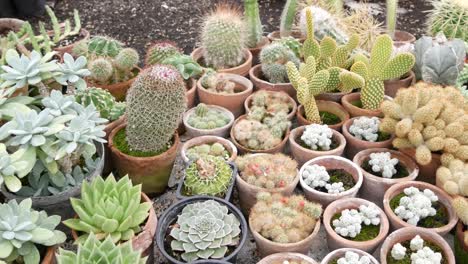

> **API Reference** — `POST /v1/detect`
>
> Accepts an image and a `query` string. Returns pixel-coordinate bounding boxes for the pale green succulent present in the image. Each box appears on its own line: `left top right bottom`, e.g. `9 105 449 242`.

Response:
63 175 152 244
56 233 147 264
0 143 36 193
162 54 203 80
54 53 90 90
0 88 35 121
0 199 66 264
170 200 241 262
41 89 80 116
6 109 54 148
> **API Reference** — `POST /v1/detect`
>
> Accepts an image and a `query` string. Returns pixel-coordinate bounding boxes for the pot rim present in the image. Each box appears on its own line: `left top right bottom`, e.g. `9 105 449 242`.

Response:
180 135 238 164
248 36 270 51
289 125 346 155
196 73 253 97
321 247 379 264
244 89 297 120
183 104 235 133
190 47 252 74
342 117 395 145
341 92 389 116
249 64 293 85
257 252 318 264
52 28 90 51
267 30 305 41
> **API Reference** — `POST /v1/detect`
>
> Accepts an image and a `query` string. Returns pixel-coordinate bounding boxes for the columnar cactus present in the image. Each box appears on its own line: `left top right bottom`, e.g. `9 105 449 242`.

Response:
260 42 300 83
426 0 468 43
126 65 187 152
279 0 298 37
386 0 398 39
201 5 246 69
144 41 181 66
244 0 264 48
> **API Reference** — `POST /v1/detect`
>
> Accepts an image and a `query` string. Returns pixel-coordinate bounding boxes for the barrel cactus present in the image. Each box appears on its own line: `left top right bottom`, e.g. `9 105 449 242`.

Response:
184 155 232 197
126 65 187 153
144 41 181 66
169 200 241 262
426 0 468 43
87 36 123 58
75 87 125 121
260 42 300 83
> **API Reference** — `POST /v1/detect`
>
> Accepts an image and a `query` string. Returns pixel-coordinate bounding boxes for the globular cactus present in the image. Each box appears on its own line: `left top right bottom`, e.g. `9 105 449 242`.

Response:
88 58 113 83
250 90 293 117
126 65 187 152
88 47 139 85
199 70 236 94
426 0 468 43
280 0 298 38
144 41 181 66
244 0 264 48
342 8 384 53
451 196 468 245
187 103 231 130
436 159 468 196
299 6 349 45
186 143 229 161
115 48 140 71
250 192 322 243
273 37 302 58
87 36 123 58
456 64 468 100
184 155 232 197
201 4 246 69
260 42 300 83
75 87 125 121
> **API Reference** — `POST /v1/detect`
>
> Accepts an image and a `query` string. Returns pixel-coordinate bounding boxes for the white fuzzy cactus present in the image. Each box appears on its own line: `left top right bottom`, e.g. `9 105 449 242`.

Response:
410 247 443 264
349 117 380 142
333 209 362 238
391 243 407 260
394 187 439 226
410 235 424 251
326 182 345 194
298 6 349 44
337 251 372 264
359 204 381 226
368 152 399 178
300 124 333 150
302 164 330 188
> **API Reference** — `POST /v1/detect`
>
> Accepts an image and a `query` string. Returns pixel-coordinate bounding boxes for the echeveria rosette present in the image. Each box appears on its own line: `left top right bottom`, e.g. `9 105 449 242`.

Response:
54 53 90 90
63 175 151 244
41 90 80 117
170 200 241 262
0 143 36 192
0 88 35 121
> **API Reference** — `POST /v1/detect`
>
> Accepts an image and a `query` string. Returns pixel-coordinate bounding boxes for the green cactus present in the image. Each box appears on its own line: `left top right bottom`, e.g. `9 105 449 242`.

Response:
87 36 123 58
162 54 203 80
244 0 264 48
280 0 298 38
187 103 231 130
115 48 139 71
186 143 230 161
426 0 468 43
75 87 126 121
273 37 302 58
260 42 300 83
456 63 468 100
201 5 246 69
126 65 187 153
299 6 349 45
88 58 113 83
144 41 181 66
386 0 398 39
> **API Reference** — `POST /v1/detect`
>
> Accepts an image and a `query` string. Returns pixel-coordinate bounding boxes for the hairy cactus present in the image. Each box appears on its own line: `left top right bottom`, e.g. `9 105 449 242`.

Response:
200 70 236 94
184 156 232 197
342 8 384 53
235 153 297 189
244 0 264 48
126 65 187 152
250 90 293 117
186 143 230 161
87 36 123 58
75 87 126 121
280 0 298 37
426 0 468 43
187 103 231 129
413 34 466 85
250 192 322 243
260 42 300 83
144 41 181 66
452 197 468 225
299 6 349 45
436 159 468 196
201 4 246 69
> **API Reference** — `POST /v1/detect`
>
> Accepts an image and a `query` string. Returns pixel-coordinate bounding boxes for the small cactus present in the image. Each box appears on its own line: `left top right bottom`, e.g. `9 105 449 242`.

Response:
280 0 298 37
184 155 232 197
299 6 349 45
386 0 398 39
115 48 140 71
244 0 264 48
187 103 231 130
260 42 300 83
88 58 113 83
75 87 126 121
436 159 468 196
87 36 123 58
144 41 181 66
250 90 293 117
88 46 139 85
186 142 230 161
426 0 468 43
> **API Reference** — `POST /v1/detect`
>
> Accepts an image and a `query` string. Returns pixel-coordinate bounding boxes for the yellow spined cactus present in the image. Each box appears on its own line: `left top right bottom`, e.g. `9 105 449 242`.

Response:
437 159 468 196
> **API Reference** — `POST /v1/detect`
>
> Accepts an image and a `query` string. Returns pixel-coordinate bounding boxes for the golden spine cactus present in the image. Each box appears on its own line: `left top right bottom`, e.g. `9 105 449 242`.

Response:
436 159 468 196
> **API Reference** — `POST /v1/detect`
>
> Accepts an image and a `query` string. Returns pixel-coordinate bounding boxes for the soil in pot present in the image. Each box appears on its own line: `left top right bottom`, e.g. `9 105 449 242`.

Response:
361 159 409 179
312 169 355 193
113 127 171 157
331 213 380 242
55 29 88 49
296 133 339 151
386 239 448 264
320 111 341 126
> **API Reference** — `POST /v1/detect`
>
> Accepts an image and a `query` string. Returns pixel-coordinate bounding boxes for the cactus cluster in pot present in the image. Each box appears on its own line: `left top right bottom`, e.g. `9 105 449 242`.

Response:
75 87 126 121
250 90 294 117
200 69 237 94
436 159 468 196
144 41 181 66
452 197 468 247
186 142 230 162
389 234 444 263
260 42 300 84
187 103 231 130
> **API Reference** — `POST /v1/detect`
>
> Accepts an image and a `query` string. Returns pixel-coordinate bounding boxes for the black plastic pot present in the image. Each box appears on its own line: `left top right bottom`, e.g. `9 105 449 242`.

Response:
176 162 237 201
155 196 248 264
192 261 232 264
0 0 46 18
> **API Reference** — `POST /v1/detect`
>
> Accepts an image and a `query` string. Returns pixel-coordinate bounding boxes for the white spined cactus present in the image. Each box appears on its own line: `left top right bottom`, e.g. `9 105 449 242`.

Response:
302 164 330 188
326 182 345 194
391 243 407 260
410 247 443 264
300 124 334 150
333 209 362 238
337 251 372 264
410 235 424 251
349 117 380 142
368 152 399 178
298 6 349 44
359 204 381 226
394 187 439 226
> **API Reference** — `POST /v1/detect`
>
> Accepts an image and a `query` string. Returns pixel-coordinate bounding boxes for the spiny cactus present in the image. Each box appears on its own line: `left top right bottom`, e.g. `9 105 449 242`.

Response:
187 103 231 130
244 0 264 48
126 65 187 152
87 36 123 58
75 87 126 121
456 63 468 100
451 197 468 245
280 0 298 37
88 58 113 83
250 90 293 117
260 42 300 83
115 48 139 71
186 143 230 161
201 4 246 69
426 0 468 43
250 192 322 243
436 159 468 196
299 6 349 45
273 37 302 58
350 34 415 110
342 8 384 53
386 0 398 39
184 155 232 197
144 41 181 66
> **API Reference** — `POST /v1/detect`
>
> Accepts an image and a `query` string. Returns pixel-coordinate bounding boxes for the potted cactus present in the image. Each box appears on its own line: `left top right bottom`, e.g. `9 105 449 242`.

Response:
452 197 468 263
249 192 322 256
180 136 237 164
176 155 236 200
321 248 379 264
191 4 252 76
257 253 317 264
426 0 467 44
108 65 186 194
155 197 247 263
289 124 346 166
183 103 235 138
385 0 416 45
244 90 297 121
64 174 156 256
436 159 468 197
267 0 304 41
243 0 270 64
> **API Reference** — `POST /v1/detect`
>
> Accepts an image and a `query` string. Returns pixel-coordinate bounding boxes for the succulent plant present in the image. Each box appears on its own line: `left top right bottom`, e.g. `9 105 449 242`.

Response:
299 6 349 45
386 0 398 39
301 124 334 150
244 0 264 48
187 104 231 130
186 143 230 162
55 53 90 90
200 70 236 94
87 35 123 58
349 117 380 142
273 37 302 58
452 197 468 245
456 63 468 100
342 8 384 53
56 233 147 264
0 88 35 121
184 156 232 197
368 152 399 178
144 41 181 66
394 187 438 226
260 42 300 83
75 87 126 121
0 199 66 264
87 47 140 85
235 153 297 189
162 54 203 80
436 159 468 196
249 90 293 117
63 175 151 243
426 0 468 43
250 192 322 243
279 0 298 38
169 200 241 262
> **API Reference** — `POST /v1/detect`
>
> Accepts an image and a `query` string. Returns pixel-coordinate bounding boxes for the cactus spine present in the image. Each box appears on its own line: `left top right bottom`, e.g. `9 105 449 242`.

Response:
75 87 125 121
145 41 181 66
426 0 468 42
260 42 300 83
280 0 298 37
87 36 123 58
244 0 264 48
126 65 187 152
386 0 398 39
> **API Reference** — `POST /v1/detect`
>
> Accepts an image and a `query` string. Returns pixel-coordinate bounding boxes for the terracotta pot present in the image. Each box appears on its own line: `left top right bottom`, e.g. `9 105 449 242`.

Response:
230 115 290 154
380 227 456 264
391 30 416 45
42 247 56 264
257 253 317 264
71 192 157 256
399 148 441 184
296 101 350 132
342 117 395 159
383 181 458 236
87 67 141 101
197 73 253 117
321 248 379 264
102 116 126 175
316 91 350 103
0 18 25 33
383 71 416 98
236 154 299 214
108 123 179 194
289 126 346 166
249 36 270 65
183 105 235 138
244 89 297 120
53 29 90 56
249 64 297 101
299 156 362 207
354 148 419 208
341 92 382 118
267 30 306 42
11 85 29 97
180 135 238 164
455 221 468 263
191 47 252 76
323 198 389 253
250 216 320 257
186 78 197 109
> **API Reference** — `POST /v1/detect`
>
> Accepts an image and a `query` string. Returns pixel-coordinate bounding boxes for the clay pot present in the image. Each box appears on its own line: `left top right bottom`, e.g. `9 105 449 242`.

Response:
42 247 56 264
250 216 320 257
455 221 468 263
180 135 238 164
102 116 126 175
183 105 235 138
289 126 346 166
0 18 25 33
383 181 458 236
384 71 416 98
230 115 290 154
197 73 253 117
87 67 141 101
341 93 382 118
392 30 416 45
108 123 179 194
323 198 390 253
342 117 395 159
186 78 197 109
244 90 297 120
296 101 350 132
316 91 350 103
354 148 419 208
380 227 456 264
249 64 297 101
236 154 299 214
399 148 441 184
71 192 157 256
321 248 379 264
249 36 270 65
53 29 90 56
257 253 317 264
299 156 362 207
191 47 253 77
267 31 306 42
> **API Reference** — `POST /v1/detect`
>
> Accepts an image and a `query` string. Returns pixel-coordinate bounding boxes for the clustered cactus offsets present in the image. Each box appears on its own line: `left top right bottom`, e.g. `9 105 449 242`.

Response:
200 70 237 94
436 159 468 196
260 42 300 84
187 103 231 130
250 192 322 243
235 153 297 189
186 143 230 161
452 197 468 246
250 91 294 117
